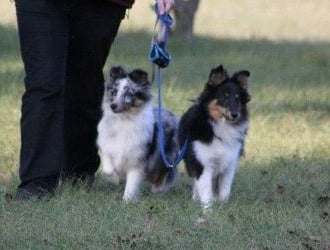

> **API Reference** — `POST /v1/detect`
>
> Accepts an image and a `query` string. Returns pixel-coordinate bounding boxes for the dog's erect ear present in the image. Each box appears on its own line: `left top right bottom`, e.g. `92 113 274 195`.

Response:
129 69 150 85
232 70 250 90
208 65 228 86
199 65 227 102
233 70 251 102
109 65 127 79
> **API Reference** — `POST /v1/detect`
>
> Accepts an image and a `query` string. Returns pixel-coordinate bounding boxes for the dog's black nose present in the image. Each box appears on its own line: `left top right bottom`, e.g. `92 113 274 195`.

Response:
110 103 117 110
231 113 238 119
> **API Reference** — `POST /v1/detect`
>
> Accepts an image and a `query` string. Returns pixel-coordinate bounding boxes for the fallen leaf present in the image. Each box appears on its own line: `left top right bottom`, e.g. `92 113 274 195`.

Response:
260 170 268 176
228 214 236 222
297 200 305 208
263 192 275 203
175 230 186 237
275 184 285 194
318 195 329 204
320 211 328 222
304 236 321 243
287 230 298 236
301 235 322 250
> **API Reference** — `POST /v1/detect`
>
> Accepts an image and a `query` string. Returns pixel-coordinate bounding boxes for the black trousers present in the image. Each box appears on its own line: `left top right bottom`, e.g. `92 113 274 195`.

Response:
16 0 126 189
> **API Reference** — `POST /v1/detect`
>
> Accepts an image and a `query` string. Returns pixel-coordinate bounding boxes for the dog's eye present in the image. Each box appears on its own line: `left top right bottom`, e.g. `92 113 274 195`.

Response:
235 94 239 100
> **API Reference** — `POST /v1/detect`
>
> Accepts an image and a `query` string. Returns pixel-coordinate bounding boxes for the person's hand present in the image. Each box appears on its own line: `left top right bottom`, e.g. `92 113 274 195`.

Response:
157 0 175 15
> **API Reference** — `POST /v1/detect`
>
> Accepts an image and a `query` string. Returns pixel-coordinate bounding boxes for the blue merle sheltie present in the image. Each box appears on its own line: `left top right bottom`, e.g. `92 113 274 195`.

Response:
178 65 251 210
97 65 179 202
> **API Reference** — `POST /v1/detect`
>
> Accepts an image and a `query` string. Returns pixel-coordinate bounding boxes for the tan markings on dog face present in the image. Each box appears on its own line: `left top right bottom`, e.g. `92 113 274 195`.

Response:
208 99 226 121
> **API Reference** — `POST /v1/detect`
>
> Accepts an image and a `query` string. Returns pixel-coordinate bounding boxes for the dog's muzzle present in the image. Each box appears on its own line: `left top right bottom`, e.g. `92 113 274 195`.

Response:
225 112 240 122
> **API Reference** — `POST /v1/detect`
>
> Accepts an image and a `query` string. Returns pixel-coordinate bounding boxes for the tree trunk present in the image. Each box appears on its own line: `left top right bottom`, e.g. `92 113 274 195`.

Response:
173 0 200 41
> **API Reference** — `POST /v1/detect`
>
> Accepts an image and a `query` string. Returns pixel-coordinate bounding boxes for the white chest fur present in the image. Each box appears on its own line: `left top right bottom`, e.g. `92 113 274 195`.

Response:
97 104 154 172
193 119 248 174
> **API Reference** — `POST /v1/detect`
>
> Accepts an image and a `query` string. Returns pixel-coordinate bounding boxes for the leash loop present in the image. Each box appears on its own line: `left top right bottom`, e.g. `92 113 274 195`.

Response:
148 3 172 68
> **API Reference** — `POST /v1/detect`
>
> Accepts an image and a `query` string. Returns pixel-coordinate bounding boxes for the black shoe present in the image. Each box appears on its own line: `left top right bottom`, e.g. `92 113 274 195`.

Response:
15 176 58 200
16 185 51 200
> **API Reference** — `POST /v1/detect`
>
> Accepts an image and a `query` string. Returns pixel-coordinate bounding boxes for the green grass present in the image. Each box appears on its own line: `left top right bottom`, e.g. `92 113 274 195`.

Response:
1 0 330 249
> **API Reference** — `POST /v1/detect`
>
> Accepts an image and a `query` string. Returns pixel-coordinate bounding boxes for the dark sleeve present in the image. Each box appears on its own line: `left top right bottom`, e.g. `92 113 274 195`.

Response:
103 0 135 8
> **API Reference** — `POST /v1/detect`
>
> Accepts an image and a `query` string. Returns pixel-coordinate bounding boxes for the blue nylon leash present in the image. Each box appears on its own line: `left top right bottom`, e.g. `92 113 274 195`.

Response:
156 66 188 168
148 3 188 168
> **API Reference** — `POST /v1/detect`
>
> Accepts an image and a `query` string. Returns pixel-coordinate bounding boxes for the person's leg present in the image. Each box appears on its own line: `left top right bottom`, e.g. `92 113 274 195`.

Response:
63 1 126 185
15 0 69 198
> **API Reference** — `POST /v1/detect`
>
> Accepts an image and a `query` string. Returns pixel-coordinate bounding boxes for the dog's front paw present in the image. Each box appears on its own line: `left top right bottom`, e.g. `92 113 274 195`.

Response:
123 193 140 202
201 202 213 214
218 188 231 202
192 186 199 201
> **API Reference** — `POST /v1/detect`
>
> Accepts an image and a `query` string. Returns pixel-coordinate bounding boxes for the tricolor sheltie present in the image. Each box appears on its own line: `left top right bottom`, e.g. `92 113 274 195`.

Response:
97 66 179 202
178 65 251 210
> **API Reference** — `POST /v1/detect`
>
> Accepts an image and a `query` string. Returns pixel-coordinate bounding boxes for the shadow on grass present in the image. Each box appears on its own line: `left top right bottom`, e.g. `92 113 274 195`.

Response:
1 154 328 208
111 30 330 86
236 155 329 205
1 23 329 88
